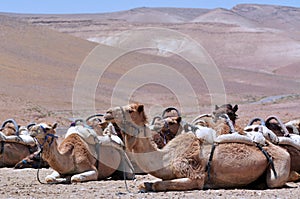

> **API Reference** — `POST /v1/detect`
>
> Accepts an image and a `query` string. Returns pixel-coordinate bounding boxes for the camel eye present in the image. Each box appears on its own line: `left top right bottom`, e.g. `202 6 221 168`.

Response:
128 110 134 113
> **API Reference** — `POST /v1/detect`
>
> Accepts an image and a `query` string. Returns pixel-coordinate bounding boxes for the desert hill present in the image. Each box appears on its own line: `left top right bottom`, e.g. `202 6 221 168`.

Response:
0 4 300 125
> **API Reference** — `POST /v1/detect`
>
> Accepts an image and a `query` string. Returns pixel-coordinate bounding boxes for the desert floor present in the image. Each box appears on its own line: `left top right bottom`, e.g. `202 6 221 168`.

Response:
0 167 299 199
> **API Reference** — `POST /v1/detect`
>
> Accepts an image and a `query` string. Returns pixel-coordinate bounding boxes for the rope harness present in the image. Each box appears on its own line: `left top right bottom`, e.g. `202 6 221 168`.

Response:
205 114 277 181
35 125 58 184
117 106 150 193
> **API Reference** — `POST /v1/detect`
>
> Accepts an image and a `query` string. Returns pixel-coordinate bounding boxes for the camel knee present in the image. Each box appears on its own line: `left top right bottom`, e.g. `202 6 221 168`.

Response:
45 171 64 184
71 170 98 183
266 156 291 188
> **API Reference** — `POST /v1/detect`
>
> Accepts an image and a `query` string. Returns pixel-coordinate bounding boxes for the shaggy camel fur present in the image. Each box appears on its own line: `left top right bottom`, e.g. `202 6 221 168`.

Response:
104 103 291 192
29 122 132 183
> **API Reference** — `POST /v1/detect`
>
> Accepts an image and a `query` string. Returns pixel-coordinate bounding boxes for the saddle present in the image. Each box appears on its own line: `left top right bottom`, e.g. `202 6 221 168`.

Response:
278 134 300 150
0 131 36 146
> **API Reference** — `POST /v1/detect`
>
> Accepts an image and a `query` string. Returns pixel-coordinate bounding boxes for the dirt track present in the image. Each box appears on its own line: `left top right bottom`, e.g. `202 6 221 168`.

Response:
0 167 299 199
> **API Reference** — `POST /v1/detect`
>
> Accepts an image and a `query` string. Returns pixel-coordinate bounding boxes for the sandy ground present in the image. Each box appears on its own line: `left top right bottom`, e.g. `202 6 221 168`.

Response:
0 168 299 199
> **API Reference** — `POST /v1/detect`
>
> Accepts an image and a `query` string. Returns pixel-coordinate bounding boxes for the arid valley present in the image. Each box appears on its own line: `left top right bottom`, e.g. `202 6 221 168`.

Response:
0 3 300 198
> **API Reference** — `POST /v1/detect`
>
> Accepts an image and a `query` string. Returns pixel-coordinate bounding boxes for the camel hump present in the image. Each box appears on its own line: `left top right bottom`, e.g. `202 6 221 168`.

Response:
278 134 300 150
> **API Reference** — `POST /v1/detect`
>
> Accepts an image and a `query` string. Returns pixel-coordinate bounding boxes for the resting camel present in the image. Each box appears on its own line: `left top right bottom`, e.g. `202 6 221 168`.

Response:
262 116 300 181
15 116 107 170
192 104 244 134
150 104 242 148
150 116 182 149
104 103 291 192
0 120 39 167
29 122 133 183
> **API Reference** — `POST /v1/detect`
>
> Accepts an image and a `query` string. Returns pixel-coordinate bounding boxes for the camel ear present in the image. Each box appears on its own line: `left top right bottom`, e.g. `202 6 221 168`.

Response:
215 105 219 110
52 122 58 130
137 104 144 113
176 117 182 124
233 105 238 112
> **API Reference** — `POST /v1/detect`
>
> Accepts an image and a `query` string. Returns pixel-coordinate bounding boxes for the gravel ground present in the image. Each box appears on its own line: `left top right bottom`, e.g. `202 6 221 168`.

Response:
0 168 299 199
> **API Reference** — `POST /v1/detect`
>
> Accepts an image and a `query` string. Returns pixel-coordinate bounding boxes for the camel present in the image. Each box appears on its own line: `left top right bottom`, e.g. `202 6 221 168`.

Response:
150 116 183 149
15 116 107 170
192 104 244 134
28 122 134 183
14 150 49 169
150 104 242 148
104 103 291 192
0 119 39 167
262 116 300 181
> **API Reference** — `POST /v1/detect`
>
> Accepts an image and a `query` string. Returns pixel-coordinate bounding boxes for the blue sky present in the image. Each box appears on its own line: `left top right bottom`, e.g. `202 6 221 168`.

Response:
0 0 299 14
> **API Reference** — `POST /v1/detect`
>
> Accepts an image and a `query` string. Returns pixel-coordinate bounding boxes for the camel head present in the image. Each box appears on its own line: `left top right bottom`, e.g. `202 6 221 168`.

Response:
29 123 58 147
105 103 147 127
150 116 182 148
160 116 182 140
213 104 238 125
104 103 149 150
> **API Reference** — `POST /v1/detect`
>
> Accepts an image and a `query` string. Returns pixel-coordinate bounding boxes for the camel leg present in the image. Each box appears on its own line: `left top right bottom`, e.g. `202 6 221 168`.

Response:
71 170 98 183
288 171 300 182
139 178 204 192
264 143 291 188
45 171 68 184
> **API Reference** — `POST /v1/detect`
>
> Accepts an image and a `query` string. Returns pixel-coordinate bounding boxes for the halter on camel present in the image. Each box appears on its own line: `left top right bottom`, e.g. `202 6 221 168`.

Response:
34 124 58 184
119 106 147 138
150 116 176 145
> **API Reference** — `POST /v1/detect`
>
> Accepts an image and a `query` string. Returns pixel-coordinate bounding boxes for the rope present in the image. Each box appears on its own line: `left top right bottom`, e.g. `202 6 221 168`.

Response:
256 144 277 179
36 149 47 184
205 144 217 181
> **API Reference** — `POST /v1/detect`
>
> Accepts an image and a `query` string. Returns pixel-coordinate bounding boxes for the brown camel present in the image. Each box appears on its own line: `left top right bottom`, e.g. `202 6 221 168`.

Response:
14 150 49 169
0 120 39 167
150 116 182 149
104 103 291 192
192 104 244 135
264 116 300 181
0 142 36 167
29 122 133 183
151 104 244 148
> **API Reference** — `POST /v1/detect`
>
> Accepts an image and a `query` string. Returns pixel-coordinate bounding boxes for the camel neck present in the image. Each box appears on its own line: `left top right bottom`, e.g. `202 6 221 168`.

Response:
125 126 176 179
41 139 74 174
